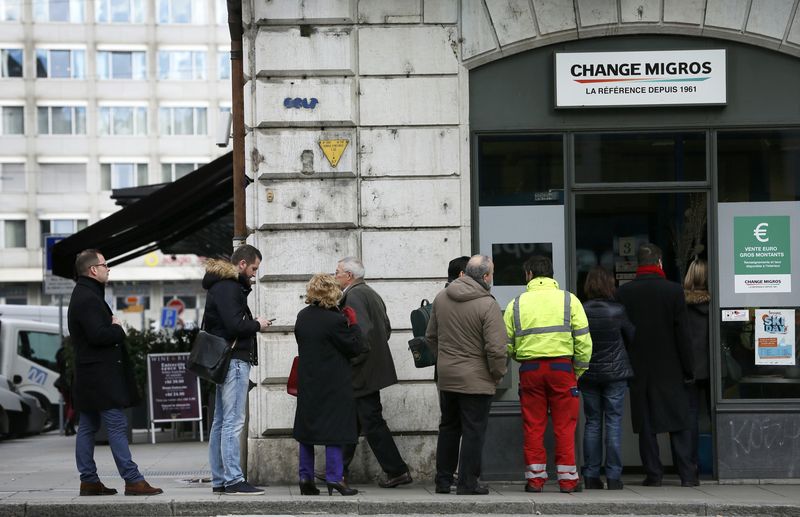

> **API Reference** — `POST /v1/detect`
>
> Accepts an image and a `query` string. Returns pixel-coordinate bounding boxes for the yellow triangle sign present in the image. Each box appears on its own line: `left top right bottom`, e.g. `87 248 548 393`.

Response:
319 139 349 168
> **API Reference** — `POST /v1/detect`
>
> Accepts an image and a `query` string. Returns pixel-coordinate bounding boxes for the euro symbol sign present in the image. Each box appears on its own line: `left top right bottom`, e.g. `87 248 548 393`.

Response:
753 222 769 242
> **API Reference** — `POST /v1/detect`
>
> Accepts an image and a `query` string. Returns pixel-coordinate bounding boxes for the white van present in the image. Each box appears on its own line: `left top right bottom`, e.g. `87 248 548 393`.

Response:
0 318 63 428
0 305 68 331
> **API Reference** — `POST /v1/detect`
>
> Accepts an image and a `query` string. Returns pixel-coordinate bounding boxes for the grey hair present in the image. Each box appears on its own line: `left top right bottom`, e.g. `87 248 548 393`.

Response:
338 256 365 279
465 254 492 287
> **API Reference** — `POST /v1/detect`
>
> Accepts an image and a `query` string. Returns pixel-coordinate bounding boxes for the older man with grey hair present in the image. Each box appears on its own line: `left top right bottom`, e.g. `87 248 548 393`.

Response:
426 254 508 495
334 257 412 488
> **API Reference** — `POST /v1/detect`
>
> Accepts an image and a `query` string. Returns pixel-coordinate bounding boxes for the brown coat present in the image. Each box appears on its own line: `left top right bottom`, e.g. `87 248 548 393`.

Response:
425 276 508 395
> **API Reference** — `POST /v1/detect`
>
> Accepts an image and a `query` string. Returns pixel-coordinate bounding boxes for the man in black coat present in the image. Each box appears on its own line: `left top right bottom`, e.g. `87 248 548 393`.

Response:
68 249 162 496
334 256 412 488
616 243 697 487
204 244 271 495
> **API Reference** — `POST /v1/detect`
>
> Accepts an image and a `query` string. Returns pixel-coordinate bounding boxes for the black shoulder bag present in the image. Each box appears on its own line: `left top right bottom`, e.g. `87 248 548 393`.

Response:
188 307 237 384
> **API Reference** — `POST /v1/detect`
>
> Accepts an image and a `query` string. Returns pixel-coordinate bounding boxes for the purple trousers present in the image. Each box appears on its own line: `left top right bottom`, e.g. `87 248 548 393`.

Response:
298 442 344 482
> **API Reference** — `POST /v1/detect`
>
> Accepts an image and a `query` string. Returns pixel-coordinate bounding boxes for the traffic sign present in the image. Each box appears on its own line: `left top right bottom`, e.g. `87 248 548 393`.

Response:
43 234 75 295
160 307 179 329
166 298 185 315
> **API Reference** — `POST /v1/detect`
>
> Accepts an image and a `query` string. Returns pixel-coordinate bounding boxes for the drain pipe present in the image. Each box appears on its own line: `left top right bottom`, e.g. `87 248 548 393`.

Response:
227 0 247 247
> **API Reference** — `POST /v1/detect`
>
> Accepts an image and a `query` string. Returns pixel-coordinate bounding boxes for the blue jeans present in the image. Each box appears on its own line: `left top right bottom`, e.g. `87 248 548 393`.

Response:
209 359 250 487
581 379 627 480
76 408 143 483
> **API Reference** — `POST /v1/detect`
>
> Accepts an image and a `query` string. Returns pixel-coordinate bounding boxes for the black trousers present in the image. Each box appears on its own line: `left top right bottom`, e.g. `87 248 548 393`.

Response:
435 390 492 490
638 405 697 483
342 391 407 478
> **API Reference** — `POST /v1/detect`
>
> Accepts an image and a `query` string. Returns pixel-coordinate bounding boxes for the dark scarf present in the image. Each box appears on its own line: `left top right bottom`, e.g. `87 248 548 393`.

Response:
635 264 666 278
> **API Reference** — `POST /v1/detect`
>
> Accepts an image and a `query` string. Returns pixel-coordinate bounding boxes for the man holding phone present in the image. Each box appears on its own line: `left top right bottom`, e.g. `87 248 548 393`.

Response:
203 245 272 495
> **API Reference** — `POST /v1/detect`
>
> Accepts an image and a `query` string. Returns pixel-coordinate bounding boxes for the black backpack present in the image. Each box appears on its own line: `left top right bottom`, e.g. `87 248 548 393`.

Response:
408 299 435 368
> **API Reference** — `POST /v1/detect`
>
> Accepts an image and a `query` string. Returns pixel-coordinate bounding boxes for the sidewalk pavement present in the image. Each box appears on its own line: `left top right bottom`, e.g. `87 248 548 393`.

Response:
2 432 800 517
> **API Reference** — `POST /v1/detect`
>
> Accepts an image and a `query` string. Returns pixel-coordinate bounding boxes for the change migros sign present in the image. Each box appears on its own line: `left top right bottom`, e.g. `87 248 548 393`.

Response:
555 49 726 107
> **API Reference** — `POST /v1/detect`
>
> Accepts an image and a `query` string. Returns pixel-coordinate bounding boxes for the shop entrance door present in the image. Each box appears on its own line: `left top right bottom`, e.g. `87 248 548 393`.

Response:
574 191 712 475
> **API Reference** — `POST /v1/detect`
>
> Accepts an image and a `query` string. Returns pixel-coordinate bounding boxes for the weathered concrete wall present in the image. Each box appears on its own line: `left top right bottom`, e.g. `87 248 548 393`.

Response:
243 0 800 484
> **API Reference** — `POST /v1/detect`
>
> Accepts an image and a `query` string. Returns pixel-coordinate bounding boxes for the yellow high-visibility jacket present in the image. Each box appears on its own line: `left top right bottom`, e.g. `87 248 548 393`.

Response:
504 277 593 377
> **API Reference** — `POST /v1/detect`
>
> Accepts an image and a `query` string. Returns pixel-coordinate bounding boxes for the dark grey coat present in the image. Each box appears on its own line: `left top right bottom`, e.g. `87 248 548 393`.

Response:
685 291 711 380
340 280 398 398
293 304 365 445
68 276 138 411
616 273 694 434
579 298 635 385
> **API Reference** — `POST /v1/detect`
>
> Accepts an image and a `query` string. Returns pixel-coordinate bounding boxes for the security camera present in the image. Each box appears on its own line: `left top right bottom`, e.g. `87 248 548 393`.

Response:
216 111 232 148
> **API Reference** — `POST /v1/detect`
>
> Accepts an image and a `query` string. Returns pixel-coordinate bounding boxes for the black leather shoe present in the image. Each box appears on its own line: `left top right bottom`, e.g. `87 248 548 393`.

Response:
641 477 662 487
681 479 699 487
327 480 358 496
606 478 624 490
379 471 413 488
584 476 604 489
456 484 489 495
211 486 224 493
299 478 319 495
435 484 451 494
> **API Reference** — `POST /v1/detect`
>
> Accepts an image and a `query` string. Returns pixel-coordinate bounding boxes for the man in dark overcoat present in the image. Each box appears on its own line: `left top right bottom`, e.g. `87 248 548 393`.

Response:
616 243 697 487
334 256 412 488
68 249 162 496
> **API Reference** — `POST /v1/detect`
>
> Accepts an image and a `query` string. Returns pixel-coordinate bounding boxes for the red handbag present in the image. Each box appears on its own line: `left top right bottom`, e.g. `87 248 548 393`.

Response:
287 356 299 396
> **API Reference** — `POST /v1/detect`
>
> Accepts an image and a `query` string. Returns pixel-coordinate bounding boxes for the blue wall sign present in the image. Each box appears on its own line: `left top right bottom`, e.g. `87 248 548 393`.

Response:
284 97 319 109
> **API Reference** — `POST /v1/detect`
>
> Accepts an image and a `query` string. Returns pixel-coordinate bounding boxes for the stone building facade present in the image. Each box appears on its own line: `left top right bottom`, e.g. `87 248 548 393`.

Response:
242 0 800 483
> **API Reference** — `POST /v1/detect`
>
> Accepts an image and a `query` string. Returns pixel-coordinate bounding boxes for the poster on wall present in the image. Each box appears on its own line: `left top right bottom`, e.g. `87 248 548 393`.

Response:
717 201 800 309
733 215 791 293
754 309 796 365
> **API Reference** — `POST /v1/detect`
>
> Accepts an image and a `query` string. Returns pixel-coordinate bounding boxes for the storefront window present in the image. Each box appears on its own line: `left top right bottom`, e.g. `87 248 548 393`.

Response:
718 129 800 399
718 129 800 203
477 134 563 206
574 131 706 183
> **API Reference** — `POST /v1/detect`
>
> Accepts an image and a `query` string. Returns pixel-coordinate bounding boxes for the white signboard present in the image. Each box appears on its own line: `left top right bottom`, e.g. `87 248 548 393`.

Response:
754 309 795 366
555 49 726 108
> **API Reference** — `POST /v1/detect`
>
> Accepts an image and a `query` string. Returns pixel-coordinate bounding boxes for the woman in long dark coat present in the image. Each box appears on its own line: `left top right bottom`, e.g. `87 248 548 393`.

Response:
293 273 365 496
684 258 711 478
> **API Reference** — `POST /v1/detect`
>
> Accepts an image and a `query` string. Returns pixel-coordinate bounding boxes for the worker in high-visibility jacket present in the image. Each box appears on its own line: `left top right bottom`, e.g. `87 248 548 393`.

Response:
505 255 592 494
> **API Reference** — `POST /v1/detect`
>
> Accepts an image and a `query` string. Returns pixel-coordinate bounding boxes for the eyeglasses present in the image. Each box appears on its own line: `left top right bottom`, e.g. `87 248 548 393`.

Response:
91 263 109 269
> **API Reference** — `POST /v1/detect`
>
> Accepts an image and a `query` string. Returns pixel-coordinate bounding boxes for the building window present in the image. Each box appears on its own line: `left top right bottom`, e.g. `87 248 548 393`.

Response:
161 161 200 181
1 48 23 78
38 163 87 193
36 48 85 79
37 105 86 135
217 49 230 80
157 49 206 80
40 218 88 235
96 50 146 79
157 0 206 24
33 0 84 22
101 162 148 189
1 219 25 248
215 0 225 24
98 105 147 135
0 285 27 305
1 0 22 21
1 105 24 135
158 106 207 135
96 0 145 23
0 162 26 192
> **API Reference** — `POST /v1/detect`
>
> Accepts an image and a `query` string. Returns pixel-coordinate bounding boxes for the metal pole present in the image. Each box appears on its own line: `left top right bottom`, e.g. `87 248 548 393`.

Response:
58 294 65 434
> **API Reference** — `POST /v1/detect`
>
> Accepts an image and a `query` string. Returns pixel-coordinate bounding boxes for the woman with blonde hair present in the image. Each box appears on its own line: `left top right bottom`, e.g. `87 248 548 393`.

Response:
683 258 710 480
293 273 365 496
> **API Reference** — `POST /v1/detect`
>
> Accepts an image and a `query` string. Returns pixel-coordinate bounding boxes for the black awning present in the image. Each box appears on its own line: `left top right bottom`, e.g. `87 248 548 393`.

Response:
52 152 234 279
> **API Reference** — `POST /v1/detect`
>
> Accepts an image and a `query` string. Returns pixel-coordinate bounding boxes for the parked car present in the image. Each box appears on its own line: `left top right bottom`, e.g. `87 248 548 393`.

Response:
0 318 64 430
0 374 47 437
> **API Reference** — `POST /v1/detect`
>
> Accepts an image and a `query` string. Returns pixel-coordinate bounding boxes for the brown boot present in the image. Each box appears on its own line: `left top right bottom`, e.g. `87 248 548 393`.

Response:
124 479 164 496
79 481 117 496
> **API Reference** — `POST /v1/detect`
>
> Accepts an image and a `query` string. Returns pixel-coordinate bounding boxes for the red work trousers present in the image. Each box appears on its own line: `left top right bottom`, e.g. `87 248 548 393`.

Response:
519 357 580 490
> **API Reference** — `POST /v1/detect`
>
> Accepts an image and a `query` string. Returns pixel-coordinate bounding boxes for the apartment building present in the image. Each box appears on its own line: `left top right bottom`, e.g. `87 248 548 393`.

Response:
0 0 232 323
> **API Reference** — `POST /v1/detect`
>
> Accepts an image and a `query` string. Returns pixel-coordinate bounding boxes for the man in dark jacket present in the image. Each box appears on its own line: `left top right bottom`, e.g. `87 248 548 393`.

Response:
335 256 412 488
69 249 162 496
204 245 271 495
616 243 697 487
427 255 508 495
